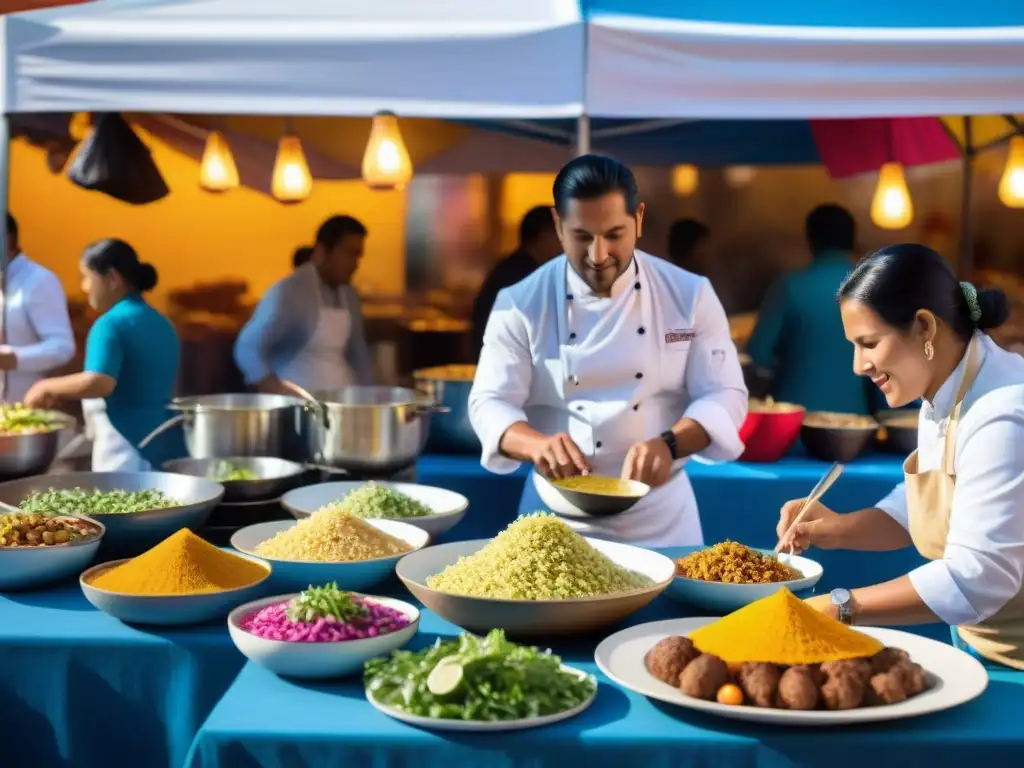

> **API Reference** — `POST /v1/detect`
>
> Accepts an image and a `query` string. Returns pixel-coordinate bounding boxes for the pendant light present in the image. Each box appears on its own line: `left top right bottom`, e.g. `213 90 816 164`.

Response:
871 162 914 230
271 119 312 203
724 165 756 188
361 111 413 191
199 129 239 193
998 135 1024 208
671 165 699 196
69 112 92 142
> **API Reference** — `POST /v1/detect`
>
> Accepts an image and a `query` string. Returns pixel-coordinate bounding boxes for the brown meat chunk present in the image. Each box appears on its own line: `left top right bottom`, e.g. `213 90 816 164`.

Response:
821 671 865 710
679 653 731 700
791 664 823 686
870 671 908 704
739 662 780 708
822 658 873 685
870 647 910 675
776 666 820 710
893 661 926 697
645 636 699 686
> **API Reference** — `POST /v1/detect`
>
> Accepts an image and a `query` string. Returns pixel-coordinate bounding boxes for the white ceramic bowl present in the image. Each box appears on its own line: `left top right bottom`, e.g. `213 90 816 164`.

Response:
231 518 430 593
228 592 419 679
396 537 676 637
662 545 823 613
0 515 105 590
281 481 468 539
80 552 271 625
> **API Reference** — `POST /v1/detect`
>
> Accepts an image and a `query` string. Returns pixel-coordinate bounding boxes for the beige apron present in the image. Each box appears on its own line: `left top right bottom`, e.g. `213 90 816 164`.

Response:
905 335 1024 668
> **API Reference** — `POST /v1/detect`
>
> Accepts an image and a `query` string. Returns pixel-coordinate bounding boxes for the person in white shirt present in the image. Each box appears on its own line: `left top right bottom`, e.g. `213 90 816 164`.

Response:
469 155 748 547
0 213 75 402
777 243 1024 669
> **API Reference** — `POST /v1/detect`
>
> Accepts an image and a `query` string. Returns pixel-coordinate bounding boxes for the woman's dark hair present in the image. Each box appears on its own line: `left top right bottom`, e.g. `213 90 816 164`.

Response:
552 154 639 216
837 243 1009 340
667 218 710 269
82 238 158 292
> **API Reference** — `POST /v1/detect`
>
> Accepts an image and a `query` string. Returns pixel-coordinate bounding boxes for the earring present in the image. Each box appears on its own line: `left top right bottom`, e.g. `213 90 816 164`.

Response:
924 341 934 361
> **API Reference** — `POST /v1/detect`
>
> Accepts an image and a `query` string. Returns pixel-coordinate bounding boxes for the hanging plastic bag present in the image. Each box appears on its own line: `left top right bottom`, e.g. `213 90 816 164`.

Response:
66 113 170 205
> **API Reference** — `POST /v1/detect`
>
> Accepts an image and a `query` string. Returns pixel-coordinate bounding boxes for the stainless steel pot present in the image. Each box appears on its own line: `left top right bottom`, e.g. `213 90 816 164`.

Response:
139 394 314 461
308 386 449 474
412 365 479 454
0 414 76 480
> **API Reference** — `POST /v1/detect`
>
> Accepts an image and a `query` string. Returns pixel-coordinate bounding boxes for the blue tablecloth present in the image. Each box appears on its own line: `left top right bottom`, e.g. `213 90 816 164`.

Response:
0 581 245 768
186 598 1024 768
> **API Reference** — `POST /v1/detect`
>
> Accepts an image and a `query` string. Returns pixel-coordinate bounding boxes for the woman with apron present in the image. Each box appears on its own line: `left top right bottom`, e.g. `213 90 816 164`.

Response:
24 239 186 471
777 243 1024 669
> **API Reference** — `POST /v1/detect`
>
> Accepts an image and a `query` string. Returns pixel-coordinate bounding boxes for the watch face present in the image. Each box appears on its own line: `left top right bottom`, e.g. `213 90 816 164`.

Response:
830 588 851 606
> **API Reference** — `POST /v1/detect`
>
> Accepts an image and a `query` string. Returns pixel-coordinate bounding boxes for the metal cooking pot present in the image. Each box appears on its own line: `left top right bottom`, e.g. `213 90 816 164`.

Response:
412 365 479 454
139 394 314 461
308 386 449 474
0 413 76 480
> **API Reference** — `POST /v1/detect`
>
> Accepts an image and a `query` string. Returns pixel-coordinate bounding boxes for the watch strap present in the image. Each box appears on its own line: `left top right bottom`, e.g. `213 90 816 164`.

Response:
660 430 679 460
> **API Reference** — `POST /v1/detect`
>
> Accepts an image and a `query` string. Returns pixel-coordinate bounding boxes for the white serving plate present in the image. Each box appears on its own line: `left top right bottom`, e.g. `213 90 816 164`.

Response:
228 592 419 679
366 665 597 732
281 481 468 539
595 617 988 725
663 546 823 612
0 516 105 590
231 518 430 593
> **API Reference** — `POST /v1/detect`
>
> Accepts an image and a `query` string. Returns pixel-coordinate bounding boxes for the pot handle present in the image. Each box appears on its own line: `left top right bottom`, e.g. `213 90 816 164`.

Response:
410 402 451 417
137 414 185 451
282 379 330 430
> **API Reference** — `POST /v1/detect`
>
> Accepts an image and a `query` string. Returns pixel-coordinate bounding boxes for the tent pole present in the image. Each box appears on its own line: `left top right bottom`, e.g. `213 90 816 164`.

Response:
576 115 591 156
0 113 9 400
958 116 974 278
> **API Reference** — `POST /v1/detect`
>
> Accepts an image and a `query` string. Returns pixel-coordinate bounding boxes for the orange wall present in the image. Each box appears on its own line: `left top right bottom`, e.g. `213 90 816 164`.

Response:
8 129 407 311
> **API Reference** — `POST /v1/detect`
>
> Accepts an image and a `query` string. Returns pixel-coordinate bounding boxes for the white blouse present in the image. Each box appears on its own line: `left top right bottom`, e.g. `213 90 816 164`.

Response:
876 333 1024 626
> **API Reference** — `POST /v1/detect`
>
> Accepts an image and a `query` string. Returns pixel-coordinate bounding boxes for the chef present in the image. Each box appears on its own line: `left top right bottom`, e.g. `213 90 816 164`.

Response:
469 155 748 547
0 213 75 402
234 215 374 394
778 243 1024 669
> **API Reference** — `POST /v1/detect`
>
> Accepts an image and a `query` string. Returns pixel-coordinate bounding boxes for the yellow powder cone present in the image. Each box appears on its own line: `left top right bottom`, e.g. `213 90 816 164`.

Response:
688 588 883 665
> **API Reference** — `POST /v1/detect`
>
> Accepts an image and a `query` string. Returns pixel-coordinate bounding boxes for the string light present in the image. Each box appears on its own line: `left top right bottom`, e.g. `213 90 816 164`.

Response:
998 135 1024 208
361 112 413 190
271 134 312 203
198 130 239 192
870 162 914 230
671 165 699 196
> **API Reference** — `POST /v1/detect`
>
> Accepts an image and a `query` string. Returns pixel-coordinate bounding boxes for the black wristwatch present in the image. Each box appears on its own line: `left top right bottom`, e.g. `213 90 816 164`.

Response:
660 430 679 460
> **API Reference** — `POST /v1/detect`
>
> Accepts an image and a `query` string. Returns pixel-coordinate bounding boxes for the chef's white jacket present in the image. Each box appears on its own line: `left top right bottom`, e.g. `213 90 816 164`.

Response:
0 254 75 402
469 250 748 546
875 333 1024 626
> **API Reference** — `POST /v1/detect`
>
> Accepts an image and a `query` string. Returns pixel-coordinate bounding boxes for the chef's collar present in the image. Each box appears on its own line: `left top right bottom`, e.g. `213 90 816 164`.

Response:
924 333 984 420
565 256 635 300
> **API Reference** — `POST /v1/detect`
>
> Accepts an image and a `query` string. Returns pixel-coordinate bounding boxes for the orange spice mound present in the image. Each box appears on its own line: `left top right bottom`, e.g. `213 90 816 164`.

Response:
688 588 883 666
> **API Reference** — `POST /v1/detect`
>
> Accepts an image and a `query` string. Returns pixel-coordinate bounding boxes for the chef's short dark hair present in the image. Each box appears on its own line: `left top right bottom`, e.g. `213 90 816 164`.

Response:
315 215 367 252
553 155 640 216
6 212 16 240
292 246 313 268
519 206 556 245
838 243 1010 340
806 204 855 255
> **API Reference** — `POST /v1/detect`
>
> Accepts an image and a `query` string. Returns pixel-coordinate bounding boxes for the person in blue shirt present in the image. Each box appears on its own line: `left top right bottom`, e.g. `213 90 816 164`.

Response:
25 239 186 470
747 204 871 415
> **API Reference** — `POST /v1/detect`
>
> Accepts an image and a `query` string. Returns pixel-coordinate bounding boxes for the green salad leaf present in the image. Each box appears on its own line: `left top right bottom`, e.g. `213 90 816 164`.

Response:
363 629 596 721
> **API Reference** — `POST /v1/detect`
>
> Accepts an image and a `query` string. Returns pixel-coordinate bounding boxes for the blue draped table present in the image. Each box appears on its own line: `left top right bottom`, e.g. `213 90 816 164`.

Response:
185 597 1024 768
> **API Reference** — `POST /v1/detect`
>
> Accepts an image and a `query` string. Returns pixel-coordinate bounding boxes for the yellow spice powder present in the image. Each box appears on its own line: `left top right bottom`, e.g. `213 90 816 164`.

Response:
255 508 411 562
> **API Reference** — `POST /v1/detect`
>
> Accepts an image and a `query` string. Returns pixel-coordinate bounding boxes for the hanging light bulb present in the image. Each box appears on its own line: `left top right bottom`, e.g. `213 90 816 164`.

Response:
271 134 312 203
870 162 914 229
724 165 756 188
361 111 413 191
671 165 699 196
998 135 1024 208
69 113 91 142
199 130 239 193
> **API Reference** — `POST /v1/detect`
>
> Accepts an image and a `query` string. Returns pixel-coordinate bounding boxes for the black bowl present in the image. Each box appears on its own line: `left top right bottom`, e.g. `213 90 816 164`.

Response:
875 412 918 456
800 423 877 462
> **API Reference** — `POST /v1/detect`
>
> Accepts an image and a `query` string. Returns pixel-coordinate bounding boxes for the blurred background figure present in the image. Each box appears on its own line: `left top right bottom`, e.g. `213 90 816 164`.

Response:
292 245 313 270
746 204 871 414
471 205 562 356
666 218 710 274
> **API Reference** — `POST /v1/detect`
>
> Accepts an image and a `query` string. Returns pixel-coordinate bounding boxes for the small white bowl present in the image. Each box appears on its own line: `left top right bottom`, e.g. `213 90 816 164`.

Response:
231 518 430 593
0 515 105 590
80 552 271 625
662 546 824 613
228 592 419 679
282 481 468 539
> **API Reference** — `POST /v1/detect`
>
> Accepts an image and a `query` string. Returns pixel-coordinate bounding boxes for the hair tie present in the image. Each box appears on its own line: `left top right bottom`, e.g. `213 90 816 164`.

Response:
960 281 983 323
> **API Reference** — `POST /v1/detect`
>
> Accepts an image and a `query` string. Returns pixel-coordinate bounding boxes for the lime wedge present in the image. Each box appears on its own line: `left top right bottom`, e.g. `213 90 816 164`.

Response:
427 657 464 696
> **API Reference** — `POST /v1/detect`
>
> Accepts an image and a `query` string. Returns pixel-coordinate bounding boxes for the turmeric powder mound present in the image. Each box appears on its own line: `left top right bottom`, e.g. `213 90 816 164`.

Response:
688 588 883 665
89 529 269 596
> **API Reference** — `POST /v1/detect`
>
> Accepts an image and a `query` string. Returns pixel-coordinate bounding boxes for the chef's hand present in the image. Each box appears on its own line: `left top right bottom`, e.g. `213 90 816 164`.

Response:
530 432 590 480
0 350 17 371
24 381 58 410
621 438 673 487
776 498 843 554
804 594 838 620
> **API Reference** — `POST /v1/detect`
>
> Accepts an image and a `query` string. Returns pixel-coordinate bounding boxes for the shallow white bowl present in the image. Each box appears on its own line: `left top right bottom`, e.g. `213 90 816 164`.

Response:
231 518 430 593
396 537 675 637
0 516 105 590
662 545 823 613
282 481 468 539
228 592 419 679
80 552 271 625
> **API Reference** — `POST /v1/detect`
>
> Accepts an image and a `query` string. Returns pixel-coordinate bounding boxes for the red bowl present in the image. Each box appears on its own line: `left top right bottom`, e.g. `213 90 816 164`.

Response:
739 403 806 462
